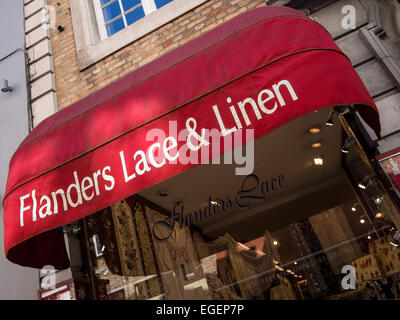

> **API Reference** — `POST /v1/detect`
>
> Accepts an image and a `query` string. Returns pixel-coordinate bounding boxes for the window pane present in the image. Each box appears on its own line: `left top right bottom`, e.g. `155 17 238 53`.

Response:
154 0 174 9
121 0 141 11
106 17 125 36
102 1 122 22
100 0 114 5
125 6 145 26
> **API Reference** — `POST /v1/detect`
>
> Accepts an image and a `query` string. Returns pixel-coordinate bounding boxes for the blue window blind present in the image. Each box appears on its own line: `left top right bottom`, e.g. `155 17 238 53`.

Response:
102 1 122 22
154 0 174 9
97 0 176 37
126 6 145 25
106 18 125 36
121 0 142 11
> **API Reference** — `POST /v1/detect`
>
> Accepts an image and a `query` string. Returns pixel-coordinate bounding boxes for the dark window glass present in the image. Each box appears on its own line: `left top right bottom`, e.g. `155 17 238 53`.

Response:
106 17 125 36
102 1 122 22
154 0 174 8
125 6 145 25
121 0 141 11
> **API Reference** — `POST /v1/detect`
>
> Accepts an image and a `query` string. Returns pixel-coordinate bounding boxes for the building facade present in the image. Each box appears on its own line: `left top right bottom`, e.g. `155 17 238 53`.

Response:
8 0 400 299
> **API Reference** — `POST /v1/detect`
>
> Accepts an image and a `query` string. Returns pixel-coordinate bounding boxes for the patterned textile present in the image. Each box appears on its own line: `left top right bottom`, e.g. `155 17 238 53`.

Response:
127 200 163 298
369 235 400 276
86 199 163 299
309 207 363 275
270 276 297 300
352 254 383 283
145 207 205 299
204 273 241 300
111 200 144 277
86 207 122 275
217 256 244 298
325 286 371 300
289 220 340 298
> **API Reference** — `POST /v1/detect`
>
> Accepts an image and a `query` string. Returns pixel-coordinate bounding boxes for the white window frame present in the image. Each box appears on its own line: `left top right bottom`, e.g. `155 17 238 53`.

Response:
93 0 159 40
70 0 210 70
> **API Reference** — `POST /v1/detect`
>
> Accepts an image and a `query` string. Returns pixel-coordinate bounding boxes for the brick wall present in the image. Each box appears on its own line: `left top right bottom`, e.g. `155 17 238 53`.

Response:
48 0 266 110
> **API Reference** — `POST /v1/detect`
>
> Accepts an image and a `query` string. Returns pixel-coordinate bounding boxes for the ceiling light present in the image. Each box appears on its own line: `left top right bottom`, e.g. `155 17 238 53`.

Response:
358 174 375 190
326 111 334 126
314 156 324 166
358 182 367 190
273 240 278 246
360 218 366 224
375 212 383 219
341 145 350 154
341 137 355 154
375 197 383 204
312 142 322 148
294 261 297 265
351 206 357 212
309 127 321 134
367 235 371 240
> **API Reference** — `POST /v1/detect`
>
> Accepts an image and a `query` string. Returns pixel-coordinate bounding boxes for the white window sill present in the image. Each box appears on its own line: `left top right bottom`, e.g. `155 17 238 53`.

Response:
70 0 210 70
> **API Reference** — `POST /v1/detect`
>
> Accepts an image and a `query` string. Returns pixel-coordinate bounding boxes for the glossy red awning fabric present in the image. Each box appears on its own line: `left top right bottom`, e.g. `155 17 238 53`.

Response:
3 6 380 269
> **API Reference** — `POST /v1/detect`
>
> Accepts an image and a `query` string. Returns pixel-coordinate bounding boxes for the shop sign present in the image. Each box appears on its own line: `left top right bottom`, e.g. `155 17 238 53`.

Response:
152 173 285 241
3 6 380 268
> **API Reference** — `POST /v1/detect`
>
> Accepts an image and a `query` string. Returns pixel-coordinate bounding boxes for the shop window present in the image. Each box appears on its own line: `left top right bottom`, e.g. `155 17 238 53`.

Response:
81 110 400 300
93 0 175 39
70 0 209 70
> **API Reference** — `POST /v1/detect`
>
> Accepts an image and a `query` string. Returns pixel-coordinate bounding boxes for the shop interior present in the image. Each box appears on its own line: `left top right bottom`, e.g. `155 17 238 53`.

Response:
84 107 400 300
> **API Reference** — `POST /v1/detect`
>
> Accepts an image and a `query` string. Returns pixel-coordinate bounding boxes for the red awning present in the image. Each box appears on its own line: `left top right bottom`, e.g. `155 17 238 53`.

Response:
3 6 380 269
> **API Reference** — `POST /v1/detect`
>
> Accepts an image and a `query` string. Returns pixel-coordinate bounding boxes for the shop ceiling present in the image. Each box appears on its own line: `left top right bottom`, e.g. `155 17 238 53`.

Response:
139 108 356 242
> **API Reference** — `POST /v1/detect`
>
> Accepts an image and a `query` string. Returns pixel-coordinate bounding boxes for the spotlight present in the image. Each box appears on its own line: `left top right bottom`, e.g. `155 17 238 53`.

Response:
390 231 400 247
1 79 12 92
360 217 366 224
273 240 278 246
312 142 322 148
358 174 375 190
367 235 372 240
309 127 321 134
375 212 383 219
341 137 355 154
314 156 324 166
351 205 357 212
326 112 334 126
358 182 367 190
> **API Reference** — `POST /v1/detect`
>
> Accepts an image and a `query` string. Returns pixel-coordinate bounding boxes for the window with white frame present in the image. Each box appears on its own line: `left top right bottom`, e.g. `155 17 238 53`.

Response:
93 0 176 39
70 0 209 69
